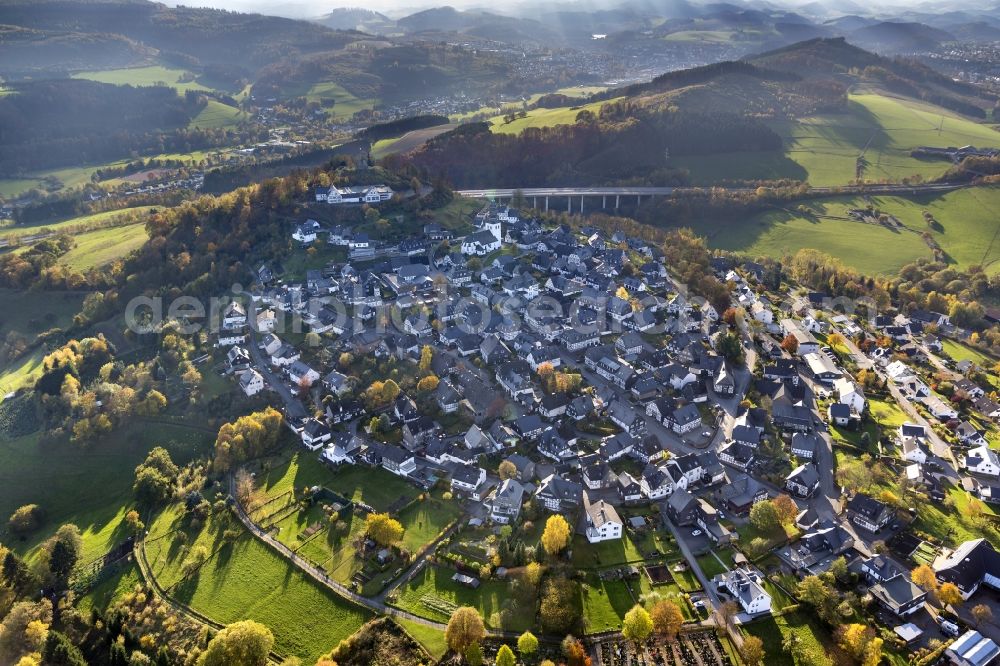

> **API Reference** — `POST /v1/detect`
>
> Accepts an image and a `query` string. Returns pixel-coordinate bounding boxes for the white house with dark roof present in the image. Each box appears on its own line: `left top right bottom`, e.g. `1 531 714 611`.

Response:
785 463 819 498
966 445 1000 477
490 478 525 524
716 567 771 616
300 418 332 451
583 491 623 543
238 369 265 397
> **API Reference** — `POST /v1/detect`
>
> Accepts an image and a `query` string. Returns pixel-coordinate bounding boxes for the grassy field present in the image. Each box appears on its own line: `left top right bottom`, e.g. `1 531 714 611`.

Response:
0 349 45 395
72 66 216 94
0 422 212 563
0 287 87 343
77 561 143 616
911 482 1000 549
1 206 155 236
489 97 621 135
269 488 458 592
144 503 371 662
580 576 635 633
391 564 532 632
57 223 150 270
675 93 1000 187
189 99 246 130
255 452 421 513
942 338 997 368
690 186 1000 275
304 81 376 121
0 149 228 199
742 610 834 666
372 124 458 159
396 618 448 660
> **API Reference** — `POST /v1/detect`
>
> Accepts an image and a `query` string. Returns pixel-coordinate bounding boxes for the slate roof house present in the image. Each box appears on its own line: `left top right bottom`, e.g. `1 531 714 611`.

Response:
847 493 893 532
583 491 623 543
933 539 1000 600
490 479 525 524
785 463 820 498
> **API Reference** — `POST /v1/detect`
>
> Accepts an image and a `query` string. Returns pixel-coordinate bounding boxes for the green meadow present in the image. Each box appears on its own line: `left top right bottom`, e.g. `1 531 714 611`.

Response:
0 206 156 238
688 186 1000 275
304 81 376 120
0 422 212 563
144 503 371 662
489 98 622 135
72 65 216 95
189 99 247 129
675 93 1000 186
55 223 150 271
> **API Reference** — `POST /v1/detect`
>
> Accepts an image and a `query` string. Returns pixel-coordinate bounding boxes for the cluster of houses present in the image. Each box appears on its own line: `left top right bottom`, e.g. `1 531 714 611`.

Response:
217 194 1000 644
217 201 790 554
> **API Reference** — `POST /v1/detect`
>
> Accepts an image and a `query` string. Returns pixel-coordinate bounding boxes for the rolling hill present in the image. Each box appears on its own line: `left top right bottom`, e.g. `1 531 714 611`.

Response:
846 21 955 54
402 38 1000 189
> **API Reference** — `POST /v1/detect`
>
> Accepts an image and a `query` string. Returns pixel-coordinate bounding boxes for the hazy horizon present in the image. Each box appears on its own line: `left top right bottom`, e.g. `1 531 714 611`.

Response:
163 0 999 20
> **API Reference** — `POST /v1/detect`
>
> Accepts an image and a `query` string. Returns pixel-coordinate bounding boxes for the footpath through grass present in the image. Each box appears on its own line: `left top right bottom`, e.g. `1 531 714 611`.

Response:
144 503 371 662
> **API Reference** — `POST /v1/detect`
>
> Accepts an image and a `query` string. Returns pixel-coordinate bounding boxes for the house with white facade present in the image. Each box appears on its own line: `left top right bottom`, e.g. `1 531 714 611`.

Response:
238 369 265 397
583 491 623 543
966 445 1000 478
716 567 772 616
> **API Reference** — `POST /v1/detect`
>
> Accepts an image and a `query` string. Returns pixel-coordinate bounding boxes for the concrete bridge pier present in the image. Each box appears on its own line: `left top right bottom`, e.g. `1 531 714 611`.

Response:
545 196 549 212
533 196 537 209
567 197 571 213
615 195 620 209
580 195 584 214
602 195 607 209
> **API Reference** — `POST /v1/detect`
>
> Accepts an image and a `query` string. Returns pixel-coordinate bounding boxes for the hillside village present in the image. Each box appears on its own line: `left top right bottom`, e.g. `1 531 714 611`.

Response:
204 185 1000 664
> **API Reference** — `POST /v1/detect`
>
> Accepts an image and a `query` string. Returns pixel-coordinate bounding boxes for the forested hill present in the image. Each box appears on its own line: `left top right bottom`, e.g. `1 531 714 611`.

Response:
748 37 998 117
0 0 360 72
398 37 1000 189
0 80 259 175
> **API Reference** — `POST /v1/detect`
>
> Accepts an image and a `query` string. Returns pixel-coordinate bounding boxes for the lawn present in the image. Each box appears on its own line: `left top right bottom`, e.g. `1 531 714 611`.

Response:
910 481 1000 549
396 618 448 660
833 395 908 448
868 397 908 430
579 576 636 633
0 422 212 563
255 452 421 513
571 533 648 569
742 610 834 666
695 551 730 579
675 92 1000 187
391 564 532 632
144 503 371 662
